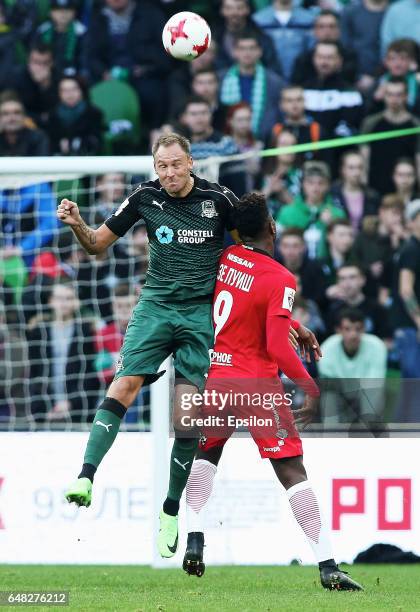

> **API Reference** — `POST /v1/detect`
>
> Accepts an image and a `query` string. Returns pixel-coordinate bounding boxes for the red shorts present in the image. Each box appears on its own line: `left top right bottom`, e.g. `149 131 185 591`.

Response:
198 377 303 460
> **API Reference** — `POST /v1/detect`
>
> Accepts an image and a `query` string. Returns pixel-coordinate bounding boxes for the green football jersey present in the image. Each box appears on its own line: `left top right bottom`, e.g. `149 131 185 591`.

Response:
105 174 238 302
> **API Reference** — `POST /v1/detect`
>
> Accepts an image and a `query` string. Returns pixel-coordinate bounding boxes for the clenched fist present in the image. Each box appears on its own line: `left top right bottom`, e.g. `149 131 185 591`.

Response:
57 198 82 226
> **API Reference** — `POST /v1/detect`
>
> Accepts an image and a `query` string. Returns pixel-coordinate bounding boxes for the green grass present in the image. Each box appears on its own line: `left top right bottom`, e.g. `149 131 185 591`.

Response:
0 565 419 611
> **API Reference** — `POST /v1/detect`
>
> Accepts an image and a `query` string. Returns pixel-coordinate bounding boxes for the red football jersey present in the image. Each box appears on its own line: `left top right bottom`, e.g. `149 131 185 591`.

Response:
209 244 296 379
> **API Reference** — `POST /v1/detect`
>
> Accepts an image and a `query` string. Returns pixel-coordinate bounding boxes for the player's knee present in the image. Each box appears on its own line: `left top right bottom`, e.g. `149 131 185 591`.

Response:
173 431 198 451
270 456 307 489
196 446 222 466
172 409 199 432
174 426 200 447
173 415 193 432
108 376 143 407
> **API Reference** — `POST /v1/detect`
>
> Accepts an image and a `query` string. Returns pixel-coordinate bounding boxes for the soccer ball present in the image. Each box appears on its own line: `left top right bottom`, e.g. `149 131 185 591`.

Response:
162 11 211 62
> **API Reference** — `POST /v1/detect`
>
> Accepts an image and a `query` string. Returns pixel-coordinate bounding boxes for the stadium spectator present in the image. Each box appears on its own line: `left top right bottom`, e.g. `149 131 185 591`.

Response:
276 161 346 258
276 227 327 305
290 292 325 378
331 150 380 229
180 97 237 156
47 75 104 155
372 39 420 115
322 219 355 286
87 0 172 129
190 69 228 133
351 194 406 300
95 282 138 386
225 102 263 191
391 199 420 421
12 43 58 128
4 0 40 48
214 0 280 72
166 68 226 131
20 254 68 326
34 0 87 78
148 123 174 155
361 77 420 196
391 158 419 205
59 239 133 323
263 129 302 216
157 1 202 18
340 0 389 93
270 86 327 159
303 41 364 138
219 31 284 139
95 281 147 424
380 0 420 57
0 181 58 269
291 11 357 87
0 299 28 421
318 307 387 428
179 96 246 195
167 40 218 122
27 279 100 423
0 251 27 325
325 264 390 336
252 0 314 82
292 286 326 344
0 91 49 156
90 172 127 226
0 2 25 92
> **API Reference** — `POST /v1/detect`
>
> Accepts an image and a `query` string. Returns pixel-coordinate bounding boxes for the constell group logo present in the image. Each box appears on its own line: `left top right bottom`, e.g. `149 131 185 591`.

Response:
155 225 174 244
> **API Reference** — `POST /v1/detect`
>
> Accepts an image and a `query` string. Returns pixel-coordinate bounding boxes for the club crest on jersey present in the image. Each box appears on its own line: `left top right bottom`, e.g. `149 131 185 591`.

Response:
282 287 296 312
201 200 218 218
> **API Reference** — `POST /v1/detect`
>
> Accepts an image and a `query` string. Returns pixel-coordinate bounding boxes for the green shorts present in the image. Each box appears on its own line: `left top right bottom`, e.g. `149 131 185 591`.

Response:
114 298 214 389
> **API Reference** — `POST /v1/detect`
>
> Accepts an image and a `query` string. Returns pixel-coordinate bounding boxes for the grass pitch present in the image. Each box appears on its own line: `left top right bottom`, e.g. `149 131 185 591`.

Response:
1 565 419 611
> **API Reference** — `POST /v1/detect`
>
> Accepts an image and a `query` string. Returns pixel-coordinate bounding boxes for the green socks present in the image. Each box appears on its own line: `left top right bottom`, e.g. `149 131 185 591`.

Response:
83 398 126 469
166 436 199 507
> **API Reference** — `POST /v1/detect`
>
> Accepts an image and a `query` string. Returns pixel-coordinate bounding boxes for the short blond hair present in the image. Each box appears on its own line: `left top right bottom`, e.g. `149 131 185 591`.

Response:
152 132 191 157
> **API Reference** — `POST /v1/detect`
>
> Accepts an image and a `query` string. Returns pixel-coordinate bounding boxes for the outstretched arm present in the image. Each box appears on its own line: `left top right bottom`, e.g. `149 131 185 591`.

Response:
57 198 119 255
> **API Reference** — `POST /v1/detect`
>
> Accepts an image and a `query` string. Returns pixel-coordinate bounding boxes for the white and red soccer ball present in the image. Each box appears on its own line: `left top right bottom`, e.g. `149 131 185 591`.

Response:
162 11 211 61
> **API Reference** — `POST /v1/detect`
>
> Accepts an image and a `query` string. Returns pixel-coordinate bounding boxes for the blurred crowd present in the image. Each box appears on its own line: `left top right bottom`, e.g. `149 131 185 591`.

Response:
0 0 420 428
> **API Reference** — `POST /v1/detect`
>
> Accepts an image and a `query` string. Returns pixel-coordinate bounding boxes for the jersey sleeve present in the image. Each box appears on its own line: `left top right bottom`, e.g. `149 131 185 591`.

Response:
218 185 239 231
266 272 297 319
104 192 142 237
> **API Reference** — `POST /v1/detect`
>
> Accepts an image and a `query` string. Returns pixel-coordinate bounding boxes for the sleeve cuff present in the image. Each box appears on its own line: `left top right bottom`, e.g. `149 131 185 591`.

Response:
104 218 124 237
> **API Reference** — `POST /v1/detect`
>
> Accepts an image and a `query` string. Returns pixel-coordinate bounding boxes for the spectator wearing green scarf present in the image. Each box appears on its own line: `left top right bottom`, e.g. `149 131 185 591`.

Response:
220 31 284 139
276 161 346 259
35 0 87 77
